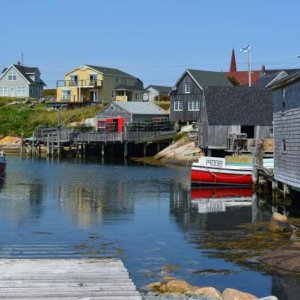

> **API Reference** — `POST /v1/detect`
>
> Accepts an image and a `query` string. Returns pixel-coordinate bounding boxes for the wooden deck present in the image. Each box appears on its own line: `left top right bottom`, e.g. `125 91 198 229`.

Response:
0 259 142 299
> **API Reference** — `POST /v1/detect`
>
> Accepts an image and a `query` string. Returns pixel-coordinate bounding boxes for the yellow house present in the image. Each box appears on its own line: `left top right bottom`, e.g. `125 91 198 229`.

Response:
56 65 144 104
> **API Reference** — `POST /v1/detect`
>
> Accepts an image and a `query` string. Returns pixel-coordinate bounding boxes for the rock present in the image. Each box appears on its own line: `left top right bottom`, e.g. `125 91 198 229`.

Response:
268 212 291 233
222 288 257 300
163 280 195 294
193 287 222 299
259 242 300 273
147 281 162 292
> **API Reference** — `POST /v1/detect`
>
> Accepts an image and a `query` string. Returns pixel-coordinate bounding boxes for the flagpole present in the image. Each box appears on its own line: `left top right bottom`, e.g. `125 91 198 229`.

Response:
248 47 251 87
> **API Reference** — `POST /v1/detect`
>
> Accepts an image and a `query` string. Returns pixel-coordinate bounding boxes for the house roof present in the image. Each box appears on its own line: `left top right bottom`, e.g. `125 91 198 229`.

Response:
84 65 136 78
204 86 272 126
146 85 172 94
225 70 261 86
254 68 300 88
111 101 168 115
1 64 46 86
268 71 300 89
187 69 232 88
115 79 144 91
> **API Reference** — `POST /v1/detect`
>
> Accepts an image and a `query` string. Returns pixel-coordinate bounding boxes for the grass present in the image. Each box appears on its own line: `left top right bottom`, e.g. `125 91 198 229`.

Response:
0 98 103 137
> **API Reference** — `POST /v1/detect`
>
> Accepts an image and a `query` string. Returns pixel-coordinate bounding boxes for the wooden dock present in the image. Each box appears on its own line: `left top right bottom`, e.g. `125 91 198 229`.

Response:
0 258 142 299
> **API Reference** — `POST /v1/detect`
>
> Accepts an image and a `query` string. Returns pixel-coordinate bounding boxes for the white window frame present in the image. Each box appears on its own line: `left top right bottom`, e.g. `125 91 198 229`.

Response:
135 92 140 101
174 100 183 111
8 71 17 81
188 100 200 111
62 90 71 101
184 82 191 94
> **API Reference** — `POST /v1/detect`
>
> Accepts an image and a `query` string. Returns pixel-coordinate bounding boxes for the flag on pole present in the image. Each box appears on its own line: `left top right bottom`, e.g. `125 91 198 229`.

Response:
240 45 251 53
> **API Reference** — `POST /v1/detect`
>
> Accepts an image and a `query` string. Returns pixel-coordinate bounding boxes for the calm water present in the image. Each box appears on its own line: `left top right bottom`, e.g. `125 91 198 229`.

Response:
0 156 299 299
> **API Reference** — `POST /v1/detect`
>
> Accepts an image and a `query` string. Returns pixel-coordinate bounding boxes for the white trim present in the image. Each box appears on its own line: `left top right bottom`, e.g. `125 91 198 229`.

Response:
171 69 203 93
191 165 253 175
266 71 288 88
0 65 31 84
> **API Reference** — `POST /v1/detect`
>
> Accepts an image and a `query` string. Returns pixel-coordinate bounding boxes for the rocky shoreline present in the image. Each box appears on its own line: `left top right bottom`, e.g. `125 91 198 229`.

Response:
139 213 300 300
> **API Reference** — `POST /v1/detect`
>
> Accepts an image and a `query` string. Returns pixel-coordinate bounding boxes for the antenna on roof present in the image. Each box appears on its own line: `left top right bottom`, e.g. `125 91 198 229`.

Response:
21 52 24 66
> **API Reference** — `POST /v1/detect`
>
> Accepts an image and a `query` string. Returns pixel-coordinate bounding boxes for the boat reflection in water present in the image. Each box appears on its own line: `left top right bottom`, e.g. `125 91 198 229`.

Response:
191 187 254 214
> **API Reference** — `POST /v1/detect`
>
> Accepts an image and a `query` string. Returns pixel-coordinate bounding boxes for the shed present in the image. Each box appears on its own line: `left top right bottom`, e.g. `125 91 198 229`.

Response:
269 71 300 191
199 86 272 156
96 101 169 123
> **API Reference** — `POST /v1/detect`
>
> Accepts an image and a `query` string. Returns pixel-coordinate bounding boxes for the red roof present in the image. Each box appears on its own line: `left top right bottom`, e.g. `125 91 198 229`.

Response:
225 71 261 86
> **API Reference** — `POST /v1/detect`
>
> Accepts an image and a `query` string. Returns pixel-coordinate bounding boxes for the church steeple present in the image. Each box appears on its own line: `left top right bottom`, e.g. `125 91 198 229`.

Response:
230 48 237 72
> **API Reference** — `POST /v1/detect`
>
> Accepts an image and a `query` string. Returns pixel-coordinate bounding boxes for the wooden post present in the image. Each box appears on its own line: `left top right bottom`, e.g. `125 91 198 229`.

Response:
156 142 160 153
46 134 50 157
143 143 148 157
57 129 61 157
101 143 105 157
124 142 128 159
20 130 24 156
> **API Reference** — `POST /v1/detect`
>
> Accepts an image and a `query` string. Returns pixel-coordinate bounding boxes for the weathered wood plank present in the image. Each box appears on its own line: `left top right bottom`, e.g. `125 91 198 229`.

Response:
0 259 142 299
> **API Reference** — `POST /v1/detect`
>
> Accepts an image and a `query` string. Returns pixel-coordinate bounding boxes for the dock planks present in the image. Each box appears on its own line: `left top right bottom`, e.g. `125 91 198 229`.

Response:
0 258 142 299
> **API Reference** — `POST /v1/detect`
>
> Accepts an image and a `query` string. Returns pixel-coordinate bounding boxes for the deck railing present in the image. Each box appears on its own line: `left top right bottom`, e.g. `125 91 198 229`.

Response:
57 80 102 88
35 128 175 144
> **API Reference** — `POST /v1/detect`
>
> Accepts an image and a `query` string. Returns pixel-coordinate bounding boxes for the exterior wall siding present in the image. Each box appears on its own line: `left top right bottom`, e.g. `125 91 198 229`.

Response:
273 108 300 189
0 66 29 97
97 103 132 123
170 73 201 122
143 87 158 101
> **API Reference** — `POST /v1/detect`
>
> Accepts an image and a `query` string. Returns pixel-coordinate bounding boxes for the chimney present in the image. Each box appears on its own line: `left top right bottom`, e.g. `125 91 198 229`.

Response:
230 49 237 72
17 61 21 66
261 65 266 74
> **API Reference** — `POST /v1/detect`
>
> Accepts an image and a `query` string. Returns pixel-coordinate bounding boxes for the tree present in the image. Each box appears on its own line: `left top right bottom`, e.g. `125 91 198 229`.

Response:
227 76 240 86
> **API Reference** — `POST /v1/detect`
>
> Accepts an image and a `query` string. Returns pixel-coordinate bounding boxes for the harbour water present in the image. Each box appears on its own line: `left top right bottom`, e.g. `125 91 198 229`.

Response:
0 156 299 299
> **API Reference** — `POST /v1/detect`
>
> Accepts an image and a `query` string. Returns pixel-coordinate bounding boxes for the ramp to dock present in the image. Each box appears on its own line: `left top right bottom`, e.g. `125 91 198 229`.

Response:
0 258 142 299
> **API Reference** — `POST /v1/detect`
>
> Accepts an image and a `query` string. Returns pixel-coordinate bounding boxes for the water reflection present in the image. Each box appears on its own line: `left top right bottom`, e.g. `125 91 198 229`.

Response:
1 157 300 299
170 185 260 231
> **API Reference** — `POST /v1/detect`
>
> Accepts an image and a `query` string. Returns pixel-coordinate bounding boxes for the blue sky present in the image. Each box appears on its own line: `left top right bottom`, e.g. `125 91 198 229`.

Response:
1 0 300 88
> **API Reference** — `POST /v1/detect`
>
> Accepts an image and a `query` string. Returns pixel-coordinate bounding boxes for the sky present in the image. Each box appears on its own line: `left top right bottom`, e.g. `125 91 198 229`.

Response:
1 0 300 88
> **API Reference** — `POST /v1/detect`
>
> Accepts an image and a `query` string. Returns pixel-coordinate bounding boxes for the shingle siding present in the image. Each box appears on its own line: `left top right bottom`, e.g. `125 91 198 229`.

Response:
170 73 202 122
273 80 300 113
273 108 300 189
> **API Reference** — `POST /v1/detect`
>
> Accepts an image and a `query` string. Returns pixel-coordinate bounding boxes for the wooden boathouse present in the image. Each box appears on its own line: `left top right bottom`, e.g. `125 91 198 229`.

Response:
34 101 175 158
269 71 300 192
198 86 273 157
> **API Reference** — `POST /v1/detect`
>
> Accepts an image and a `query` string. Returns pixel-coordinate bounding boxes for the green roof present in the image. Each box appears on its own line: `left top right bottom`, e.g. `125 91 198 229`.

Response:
187 69 232 87
86 65 136 78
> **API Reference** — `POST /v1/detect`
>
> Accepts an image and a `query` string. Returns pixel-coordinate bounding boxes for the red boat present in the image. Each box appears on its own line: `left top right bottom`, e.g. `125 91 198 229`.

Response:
191 156 253 186
0 151 6 173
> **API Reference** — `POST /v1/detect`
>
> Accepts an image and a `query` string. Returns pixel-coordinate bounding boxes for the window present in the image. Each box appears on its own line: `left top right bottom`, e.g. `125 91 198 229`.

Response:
0 87 8 96
124 78 128 85
282 138 286 152
135 92 140 101
17 87 22 96
70 75 78 86
188 100 200 111
89 74 97 85
185 82 191 94
281 88 286 113
174 100 183 111
62 90 71 101
115 77 119 84
8 71 17 81
112 90 115 98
